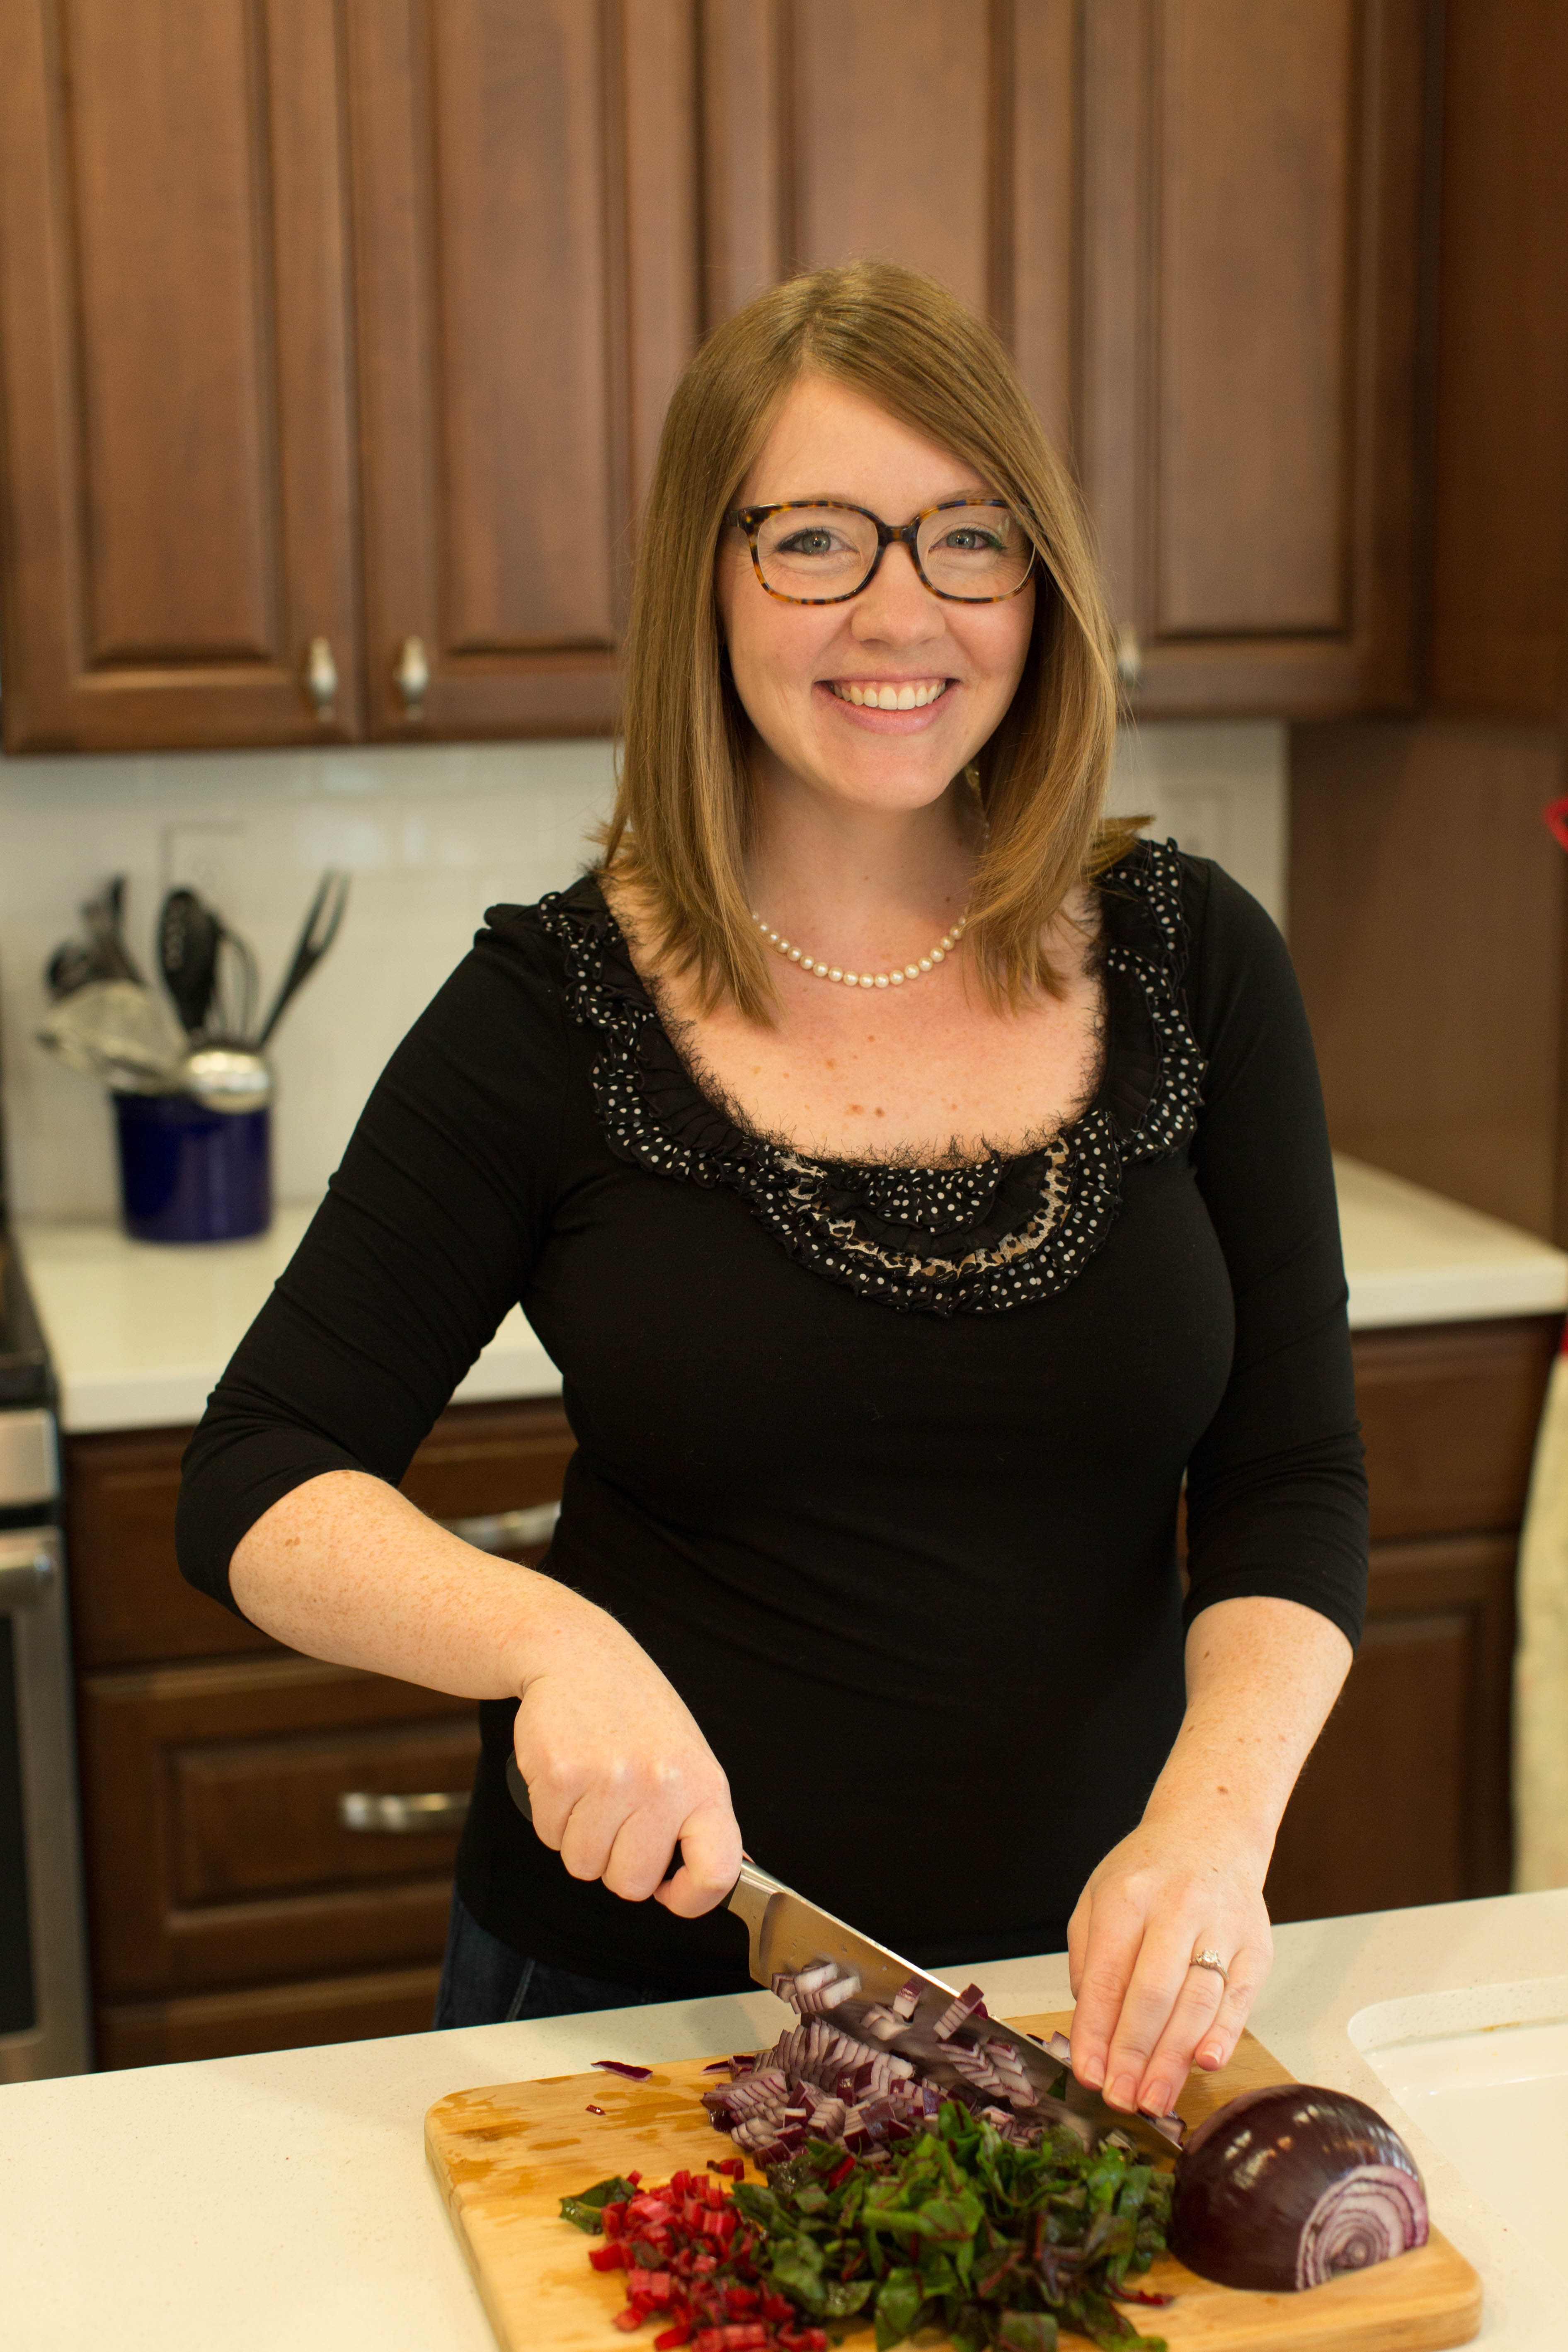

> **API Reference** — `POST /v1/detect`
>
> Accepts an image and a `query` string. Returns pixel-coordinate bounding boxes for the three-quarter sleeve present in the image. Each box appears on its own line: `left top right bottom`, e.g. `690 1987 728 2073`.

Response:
175 916 572 1614
1180 861 1369 1648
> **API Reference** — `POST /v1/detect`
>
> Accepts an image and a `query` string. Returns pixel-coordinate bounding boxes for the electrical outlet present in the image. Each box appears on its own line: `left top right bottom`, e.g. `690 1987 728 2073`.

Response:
160 822 247 922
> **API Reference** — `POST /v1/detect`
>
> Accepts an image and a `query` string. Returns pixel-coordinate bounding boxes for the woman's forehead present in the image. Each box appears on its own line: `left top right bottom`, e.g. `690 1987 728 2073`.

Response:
740 372 988 512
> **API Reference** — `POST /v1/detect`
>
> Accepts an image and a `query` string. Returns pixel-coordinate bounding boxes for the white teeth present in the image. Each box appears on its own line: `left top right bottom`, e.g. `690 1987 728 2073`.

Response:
830 679 947 708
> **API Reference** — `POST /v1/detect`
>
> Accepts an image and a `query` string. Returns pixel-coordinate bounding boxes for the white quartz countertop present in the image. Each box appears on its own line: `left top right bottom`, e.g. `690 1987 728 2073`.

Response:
13 1199 561 1431
3 1891 1566 2350
1334 1156 1568 1331
14 1154 1568 1431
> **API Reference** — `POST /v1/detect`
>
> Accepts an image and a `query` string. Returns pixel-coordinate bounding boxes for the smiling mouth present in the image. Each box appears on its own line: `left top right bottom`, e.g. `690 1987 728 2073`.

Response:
828 678 953 711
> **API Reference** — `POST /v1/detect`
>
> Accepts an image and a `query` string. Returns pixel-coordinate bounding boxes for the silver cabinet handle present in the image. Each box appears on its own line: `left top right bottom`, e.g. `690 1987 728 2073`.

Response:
442 1502 560 1554
0 1532 57 1610
305 635 338 720
395 635 430 719
1114 625 1144 691
338 1789 470 1834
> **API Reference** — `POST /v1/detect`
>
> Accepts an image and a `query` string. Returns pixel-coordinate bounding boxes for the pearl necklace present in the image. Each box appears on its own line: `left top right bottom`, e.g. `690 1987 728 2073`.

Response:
750 906 968 989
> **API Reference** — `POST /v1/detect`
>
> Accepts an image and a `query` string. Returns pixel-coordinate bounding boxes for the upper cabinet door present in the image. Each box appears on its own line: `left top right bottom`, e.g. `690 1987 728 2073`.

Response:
1081 0 1427 717
0 0 362 752
701 0 1078 449
344 0 700 740
1429 0 1568 719
704 0 1427 723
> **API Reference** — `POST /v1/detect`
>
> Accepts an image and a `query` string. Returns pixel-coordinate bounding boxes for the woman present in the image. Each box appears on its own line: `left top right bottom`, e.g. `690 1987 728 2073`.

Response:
177 262 1365 2128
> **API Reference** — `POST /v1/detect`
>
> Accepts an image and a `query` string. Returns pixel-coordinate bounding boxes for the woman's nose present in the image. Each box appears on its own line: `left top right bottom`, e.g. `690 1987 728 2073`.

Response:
850 542 944 643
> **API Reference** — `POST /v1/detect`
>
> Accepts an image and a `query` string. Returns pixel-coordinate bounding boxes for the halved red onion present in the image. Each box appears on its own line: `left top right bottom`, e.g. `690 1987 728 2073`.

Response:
1170 2084 1429 2293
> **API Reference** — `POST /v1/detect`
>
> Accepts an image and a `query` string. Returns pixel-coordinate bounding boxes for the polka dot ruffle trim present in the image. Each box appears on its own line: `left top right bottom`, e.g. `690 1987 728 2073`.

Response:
534 839 1204 1319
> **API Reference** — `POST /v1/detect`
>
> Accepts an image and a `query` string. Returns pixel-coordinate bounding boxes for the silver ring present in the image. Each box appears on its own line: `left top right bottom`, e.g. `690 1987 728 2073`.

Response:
1190 1949 1228 1982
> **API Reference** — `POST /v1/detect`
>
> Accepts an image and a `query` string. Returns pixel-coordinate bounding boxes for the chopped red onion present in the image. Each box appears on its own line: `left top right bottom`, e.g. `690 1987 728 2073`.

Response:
932 1983 987 2041
591 2059 652 2081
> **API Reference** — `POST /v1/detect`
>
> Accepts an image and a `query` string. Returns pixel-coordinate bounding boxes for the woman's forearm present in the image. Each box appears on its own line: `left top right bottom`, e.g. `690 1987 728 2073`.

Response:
1067 1593 1353 2114
229 1468 594 1699
228 1469 745 1913
1143 1593 1354 1867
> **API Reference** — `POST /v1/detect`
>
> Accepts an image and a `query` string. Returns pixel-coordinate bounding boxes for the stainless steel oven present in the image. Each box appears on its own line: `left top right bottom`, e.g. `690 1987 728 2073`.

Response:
0 1247 90 2080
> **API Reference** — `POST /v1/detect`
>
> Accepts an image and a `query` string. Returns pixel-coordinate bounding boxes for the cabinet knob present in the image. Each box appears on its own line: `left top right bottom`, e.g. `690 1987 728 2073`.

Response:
304 636 338 721
1114 626 1144 692
395 635 431 720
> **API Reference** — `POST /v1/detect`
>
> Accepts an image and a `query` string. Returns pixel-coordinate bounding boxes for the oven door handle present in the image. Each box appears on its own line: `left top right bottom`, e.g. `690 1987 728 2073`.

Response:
0 1532 56 1609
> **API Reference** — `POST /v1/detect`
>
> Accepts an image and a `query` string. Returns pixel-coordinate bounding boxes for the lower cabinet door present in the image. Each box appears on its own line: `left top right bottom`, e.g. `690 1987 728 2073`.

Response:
96 1962 446 2069
1265 1532 1517 1924
76 1652 480 2003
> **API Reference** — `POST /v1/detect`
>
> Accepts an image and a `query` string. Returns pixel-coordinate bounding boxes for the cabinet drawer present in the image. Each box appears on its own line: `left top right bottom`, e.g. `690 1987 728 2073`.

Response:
67 1395 574 1668
1354 1317 1556 1541
77 1654 477 1998
95 1962 444 2071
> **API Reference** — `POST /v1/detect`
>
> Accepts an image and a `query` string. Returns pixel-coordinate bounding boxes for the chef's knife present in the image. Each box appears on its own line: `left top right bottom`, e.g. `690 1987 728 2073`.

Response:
503 1758 1182 2153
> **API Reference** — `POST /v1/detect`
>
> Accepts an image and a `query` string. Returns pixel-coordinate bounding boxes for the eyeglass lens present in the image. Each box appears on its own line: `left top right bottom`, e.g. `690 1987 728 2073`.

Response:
753 503 1032 601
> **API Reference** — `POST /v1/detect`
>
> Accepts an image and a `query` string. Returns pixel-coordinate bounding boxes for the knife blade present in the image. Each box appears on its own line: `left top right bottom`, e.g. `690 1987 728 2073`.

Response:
502 1759 1183 2154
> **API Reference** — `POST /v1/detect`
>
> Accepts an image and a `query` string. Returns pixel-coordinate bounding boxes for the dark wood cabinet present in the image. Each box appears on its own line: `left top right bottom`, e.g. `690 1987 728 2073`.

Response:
0 0 700 754
700 0 1078 452
1077 0 1427 717
343 0 700 740
1429 0 1568 717
66 1394 576 2067
0 0 1434 750
0 0 363 752
1264 1315 1557 1925
702 0 1430 720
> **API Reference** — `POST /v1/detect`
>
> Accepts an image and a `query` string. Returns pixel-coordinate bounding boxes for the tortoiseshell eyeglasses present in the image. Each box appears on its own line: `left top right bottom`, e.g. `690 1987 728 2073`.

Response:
728 497 1037 605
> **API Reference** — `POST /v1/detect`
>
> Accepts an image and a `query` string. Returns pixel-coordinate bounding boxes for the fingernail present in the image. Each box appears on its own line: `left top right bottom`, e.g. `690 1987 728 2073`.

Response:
1142 2080 1170 2116
1198 2042 1222 2068
1108 2073 1137 2110
1078 2054 1105 2089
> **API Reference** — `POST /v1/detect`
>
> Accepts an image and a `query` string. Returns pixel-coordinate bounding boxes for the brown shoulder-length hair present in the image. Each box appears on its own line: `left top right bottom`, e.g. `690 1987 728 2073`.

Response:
599 259 1132 1019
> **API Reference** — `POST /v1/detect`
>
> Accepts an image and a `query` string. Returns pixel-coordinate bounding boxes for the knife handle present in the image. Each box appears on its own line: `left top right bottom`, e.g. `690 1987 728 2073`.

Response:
504 1756 685 1886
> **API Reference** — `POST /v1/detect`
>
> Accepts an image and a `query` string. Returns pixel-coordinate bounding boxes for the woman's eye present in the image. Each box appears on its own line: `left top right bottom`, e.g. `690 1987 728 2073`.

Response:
937 527 1004 554
777 528 840 557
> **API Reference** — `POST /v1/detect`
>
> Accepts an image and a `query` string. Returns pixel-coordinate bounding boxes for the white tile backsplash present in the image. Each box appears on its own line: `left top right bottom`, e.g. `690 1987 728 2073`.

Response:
0 721 1285 1221
0 740 615 1219
1108 718 1288 928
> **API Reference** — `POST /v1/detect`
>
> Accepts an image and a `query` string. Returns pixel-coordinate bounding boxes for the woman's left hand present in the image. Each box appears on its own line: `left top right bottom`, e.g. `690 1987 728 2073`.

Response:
1062 1594 1354 2121
1064 1810 1273 2121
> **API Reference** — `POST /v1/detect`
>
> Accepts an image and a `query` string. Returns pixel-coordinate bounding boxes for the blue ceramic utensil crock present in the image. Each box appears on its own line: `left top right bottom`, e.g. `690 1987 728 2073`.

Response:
113 1093 271 1243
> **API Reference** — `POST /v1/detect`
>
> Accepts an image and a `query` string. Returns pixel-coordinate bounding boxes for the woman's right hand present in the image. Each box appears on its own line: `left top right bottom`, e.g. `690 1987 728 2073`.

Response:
511 1593 742 1920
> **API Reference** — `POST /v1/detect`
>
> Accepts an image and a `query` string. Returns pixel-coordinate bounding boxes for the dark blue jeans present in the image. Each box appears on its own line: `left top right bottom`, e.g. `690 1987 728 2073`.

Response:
431 1889 678 2027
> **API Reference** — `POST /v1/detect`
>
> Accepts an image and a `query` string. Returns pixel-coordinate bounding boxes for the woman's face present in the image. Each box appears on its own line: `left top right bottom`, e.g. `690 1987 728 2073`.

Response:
715 373 1037 819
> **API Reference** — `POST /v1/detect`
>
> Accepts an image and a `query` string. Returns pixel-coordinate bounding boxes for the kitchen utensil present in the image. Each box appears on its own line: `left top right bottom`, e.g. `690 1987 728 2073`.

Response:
425 2023 1483 2352
178 1045 273 1115
209 917 259 1044
157 888 220 1038
254 868 349 1050
36 980 186 1095
504 1760 1168 2156
44 940 98 1001
80 876 145 987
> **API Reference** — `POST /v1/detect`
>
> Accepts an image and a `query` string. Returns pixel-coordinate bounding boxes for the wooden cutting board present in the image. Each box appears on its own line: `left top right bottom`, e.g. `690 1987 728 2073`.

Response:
426 2009 1482 2352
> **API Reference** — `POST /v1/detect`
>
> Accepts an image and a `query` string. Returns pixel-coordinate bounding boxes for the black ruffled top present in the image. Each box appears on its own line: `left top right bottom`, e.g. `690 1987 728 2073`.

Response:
178 840 1367 1996
533 839 1204 1316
